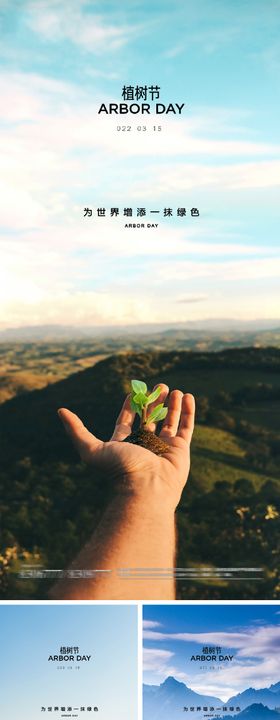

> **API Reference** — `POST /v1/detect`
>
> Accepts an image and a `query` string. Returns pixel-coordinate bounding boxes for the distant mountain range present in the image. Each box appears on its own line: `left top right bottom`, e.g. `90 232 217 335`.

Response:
270 684 280 694
228 685 280 710
143 677 280 720
0 319 279 342
223 704 280 719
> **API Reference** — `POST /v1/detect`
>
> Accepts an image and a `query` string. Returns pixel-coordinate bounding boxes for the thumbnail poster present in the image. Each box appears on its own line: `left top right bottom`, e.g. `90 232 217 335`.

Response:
0 1 279 601
0 603 138 720
143 603 280 720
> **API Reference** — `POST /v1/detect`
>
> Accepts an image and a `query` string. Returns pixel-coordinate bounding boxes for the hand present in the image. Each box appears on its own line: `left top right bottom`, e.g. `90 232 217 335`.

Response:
58 384 195 511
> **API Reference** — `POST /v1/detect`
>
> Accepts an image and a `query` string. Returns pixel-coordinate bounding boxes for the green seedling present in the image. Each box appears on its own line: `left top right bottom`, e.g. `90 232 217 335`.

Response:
130 379 168 427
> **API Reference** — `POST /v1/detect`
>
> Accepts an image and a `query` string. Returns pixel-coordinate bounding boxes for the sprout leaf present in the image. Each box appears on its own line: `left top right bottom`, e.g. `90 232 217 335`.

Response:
133 391 148 407
131 379 147 395
153 407 168 422
146 386 162 406
146 403 168 425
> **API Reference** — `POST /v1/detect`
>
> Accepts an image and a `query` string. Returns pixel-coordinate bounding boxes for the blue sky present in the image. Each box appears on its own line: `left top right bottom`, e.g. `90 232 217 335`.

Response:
143 604 280 700
0 0 279 328
0 603 137 720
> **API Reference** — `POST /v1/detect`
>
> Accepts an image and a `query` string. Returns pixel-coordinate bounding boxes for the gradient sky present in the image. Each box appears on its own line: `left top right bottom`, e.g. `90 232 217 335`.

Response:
0 0 280 328
143 604 280 701
0 603 138 720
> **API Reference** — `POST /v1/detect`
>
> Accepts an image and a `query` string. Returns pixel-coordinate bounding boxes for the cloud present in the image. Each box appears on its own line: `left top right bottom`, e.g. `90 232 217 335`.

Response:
190 654 280 701
143 624 280 699
158 257 280 281
143 620 162 629
0 223 279 328
163 43 186 59
143 648 175 674
186 26 241 56
1 283 278 329
143 629 250 645
25 1 142 52
143 625 280 659
133 160 280 197
94 127 280 162
0 288 160 328
175 295 208 304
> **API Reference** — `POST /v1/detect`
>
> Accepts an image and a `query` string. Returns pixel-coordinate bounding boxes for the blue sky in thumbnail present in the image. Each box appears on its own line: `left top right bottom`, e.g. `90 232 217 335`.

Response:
143 604 280 700
0 0 279 327
1 603 137 720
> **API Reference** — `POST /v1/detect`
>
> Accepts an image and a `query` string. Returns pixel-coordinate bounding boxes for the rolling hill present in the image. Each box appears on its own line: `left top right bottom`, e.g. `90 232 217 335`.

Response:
0 348 279 599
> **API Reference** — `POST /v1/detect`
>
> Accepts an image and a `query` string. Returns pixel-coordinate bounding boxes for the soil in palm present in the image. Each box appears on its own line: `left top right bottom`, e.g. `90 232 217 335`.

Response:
123 428 169 456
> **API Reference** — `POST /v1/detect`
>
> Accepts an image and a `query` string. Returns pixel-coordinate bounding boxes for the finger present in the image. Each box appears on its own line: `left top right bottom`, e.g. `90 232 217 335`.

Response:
145 383 169 433
111 393 135 441
160 389 183 438
177 394 195 443
58 408 103 462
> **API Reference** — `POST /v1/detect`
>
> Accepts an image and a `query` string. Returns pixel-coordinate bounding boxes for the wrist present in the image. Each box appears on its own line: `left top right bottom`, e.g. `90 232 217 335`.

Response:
112 473 179 515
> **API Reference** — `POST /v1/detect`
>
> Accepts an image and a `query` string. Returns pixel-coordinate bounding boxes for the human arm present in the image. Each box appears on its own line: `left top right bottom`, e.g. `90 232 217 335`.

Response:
49 384 195 600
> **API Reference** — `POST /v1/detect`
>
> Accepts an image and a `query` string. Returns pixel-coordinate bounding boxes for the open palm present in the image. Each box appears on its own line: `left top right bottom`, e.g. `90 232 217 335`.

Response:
58 384 195 508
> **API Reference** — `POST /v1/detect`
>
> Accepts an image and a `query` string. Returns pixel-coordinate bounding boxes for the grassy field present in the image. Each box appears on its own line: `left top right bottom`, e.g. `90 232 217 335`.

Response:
0 344 108 403
192 425 276 491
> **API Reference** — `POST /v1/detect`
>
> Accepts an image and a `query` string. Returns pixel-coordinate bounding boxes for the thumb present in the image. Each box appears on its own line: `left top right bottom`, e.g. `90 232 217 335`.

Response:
58 408 103 463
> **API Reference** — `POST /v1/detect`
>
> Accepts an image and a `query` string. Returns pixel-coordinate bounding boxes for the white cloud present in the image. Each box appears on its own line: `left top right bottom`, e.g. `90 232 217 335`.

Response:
158 257 280 281
143 630 250 645
90 124 280 161
163 43 186 59
143 620 162 629
144 648 174 665
1 284 278 329
143 625 280 659
143 648 175 674
25 2 142 52
0 224 279 328
187 26 241 55
143 625 280 700
0 289 158 328
191 654 280 701
133 160 280 197
175 295 208 304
